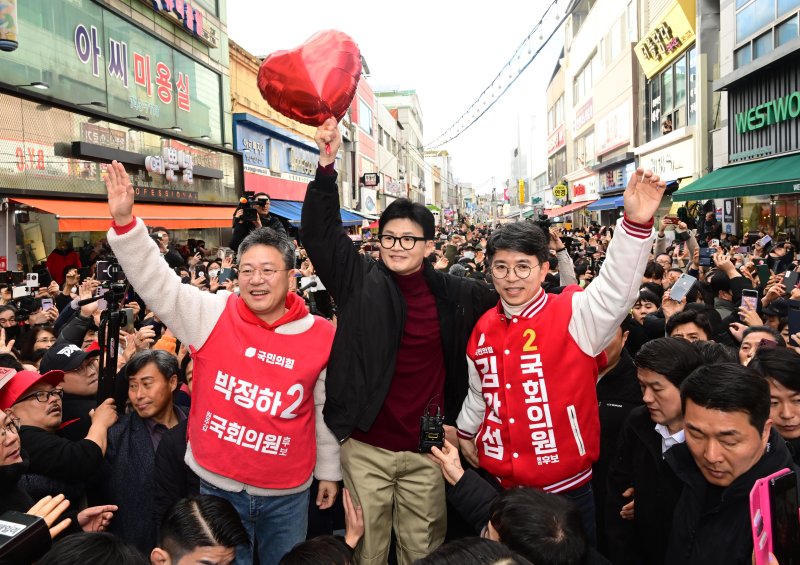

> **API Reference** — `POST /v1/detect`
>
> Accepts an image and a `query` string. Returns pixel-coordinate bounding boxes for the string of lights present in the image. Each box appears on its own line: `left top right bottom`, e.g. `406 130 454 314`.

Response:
425 0 565 150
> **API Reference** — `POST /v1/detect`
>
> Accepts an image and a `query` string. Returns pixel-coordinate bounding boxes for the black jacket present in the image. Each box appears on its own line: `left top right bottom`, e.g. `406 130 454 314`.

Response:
300 169 497 441
153 419 199 531
229 211 287 253
604 406 683 565
665 429 800 565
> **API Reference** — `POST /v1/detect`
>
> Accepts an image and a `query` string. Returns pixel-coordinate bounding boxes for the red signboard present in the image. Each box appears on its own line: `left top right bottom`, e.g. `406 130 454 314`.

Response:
547 125 566 156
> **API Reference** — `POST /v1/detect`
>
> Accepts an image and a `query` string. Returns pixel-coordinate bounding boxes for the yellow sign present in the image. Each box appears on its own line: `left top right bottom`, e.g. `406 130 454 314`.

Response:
634 0 695 79
518 179 525 203
553 184 568 199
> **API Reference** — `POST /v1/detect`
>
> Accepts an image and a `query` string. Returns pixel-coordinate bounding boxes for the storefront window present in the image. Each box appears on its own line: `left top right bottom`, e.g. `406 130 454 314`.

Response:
741 195 772 234
736 0 800 67
688 48 697 125
777 15 799 46
753 31 774 58
649 78 661 140
645 48 695 141
774 195 799 240
736 0 776 43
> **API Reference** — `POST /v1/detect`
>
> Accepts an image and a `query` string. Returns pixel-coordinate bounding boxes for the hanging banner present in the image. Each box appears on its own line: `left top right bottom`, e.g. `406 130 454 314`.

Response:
0 0 18 52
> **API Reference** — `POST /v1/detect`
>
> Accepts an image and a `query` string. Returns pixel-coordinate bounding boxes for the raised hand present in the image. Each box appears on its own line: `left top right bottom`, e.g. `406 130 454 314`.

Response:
103 160 135 226
315 118 341 167
624 168 666 225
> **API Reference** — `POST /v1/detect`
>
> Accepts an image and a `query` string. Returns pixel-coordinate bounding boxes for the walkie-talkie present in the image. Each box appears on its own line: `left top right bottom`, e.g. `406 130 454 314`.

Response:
418 396 445 453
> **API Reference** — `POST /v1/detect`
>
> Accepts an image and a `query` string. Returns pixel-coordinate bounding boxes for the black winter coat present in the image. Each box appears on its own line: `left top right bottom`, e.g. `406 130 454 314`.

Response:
300 169 497 441
604 406 683 565
153 419 199 532
665 429 800 565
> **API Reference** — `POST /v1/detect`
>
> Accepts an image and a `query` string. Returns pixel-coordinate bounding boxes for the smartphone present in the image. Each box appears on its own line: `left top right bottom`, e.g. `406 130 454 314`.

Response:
757 264 772 287
757 234 773 248
194 263 207 280
699 247 715 267
710 238 720 248
751 469 791 565
121 307 136 334
669 273 697 303
663 216 679 225
217 268 232 284
742 289 759 314
737 245 750 254
11 286 28 300
751 468 800 565
40 298 54 311
788 300 800 347
25 273 38 289
783 270 799 295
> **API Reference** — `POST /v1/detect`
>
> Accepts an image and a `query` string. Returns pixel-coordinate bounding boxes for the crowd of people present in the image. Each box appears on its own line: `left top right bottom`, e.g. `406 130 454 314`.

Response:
0 117 798 565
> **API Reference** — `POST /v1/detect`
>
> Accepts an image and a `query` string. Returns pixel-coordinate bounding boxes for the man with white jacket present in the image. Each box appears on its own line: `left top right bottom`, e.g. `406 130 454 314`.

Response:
103 161 340 565
455 168 663 546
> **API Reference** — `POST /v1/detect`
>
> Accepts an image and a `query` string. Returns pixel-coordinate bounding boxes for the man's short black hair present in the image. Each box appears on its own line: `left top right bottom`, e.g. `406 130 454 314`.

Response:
691 340 739 364
238 227 295 269
278 535 352 565
709 270 732 294
126 349 179 382
742 325 786 347
680 363 771 433
748 346 800 393
644 261 665 280
414 537 533 565
378 198 435 240
635 288 662 308
634 337 704 388
486 222 549 266
665 309 713 340
37 532 146 565
159 496 250 561
489 487 586 565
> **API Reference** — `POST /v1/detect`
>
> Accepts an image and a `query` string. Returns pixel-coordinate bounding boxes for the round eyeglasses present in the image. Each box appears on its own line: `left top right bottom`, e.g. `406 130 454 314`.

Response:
377 234 428 250
491 263 539 280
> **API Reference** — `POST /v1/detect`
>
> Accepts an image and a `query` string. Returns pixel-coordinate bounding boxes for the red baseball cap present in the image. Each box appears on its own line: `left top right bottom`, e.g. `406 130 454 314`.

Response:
0 367 65 410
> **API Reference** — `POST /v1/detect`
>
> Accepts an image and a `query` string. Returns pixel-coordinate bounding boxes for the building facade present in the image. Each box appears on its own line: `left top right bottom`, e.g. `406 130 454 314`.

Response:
376 90 426 205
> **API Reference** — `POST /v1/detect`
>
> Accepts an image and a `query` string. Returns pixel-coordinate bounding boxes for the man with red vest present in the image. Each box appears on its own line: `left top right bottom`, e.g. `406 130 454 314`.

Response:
456 168 663 546
103 161 340 565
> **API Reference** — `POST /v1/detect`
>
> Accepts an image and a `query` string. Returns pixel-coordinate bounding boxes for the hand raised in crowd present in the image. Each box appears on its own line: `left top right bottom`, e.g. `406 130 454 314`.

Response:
434 255 449 271
342 488 364 550
79 279 101 317
0 286 11 305
221 254 234 270
103 160 135 226
28 307 58 325
763 283 786 305
548 227 565 251
624 168 666 224
790 333 800 355
27 494 72 539
457 435 479 468
620 487 635 520
208 276 220 293
187 253 202 267
791 286 800 301
125 301 141 319
316 480 339 510
77 504 118 533
0 328 16 356
223 279 236 293
713 252 737 277
133 325 157 351
314 117 342 167
661 289 686 321
89 398 118 430
691 246 700 270
190 271 206 288
739 305 763 327
119 331 137 366
729 321 748 343
429 440 466 486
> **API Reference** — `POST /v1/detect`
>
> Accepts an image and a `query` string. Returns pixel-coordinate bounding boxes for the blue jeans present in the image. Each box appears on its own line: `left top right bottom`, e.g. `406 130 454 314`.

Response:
562 482 597 548
200 479 310 565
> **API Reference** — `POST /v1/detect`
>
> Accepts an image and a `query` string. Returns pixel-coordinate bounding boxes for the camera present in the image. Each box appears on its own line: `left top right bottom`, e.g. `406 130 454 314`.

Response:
528 208 552 232
238 192 269 223
13 295 40 322
96 260 125 284
1 271 24 287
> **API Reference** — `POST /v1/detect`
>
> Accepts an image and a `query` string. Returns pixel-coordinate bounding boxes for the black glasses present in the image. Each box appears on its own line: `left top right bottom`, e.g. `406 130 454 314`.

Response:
15 388 64 404
378 234 428 250
491 263 539 280
1 415 20 438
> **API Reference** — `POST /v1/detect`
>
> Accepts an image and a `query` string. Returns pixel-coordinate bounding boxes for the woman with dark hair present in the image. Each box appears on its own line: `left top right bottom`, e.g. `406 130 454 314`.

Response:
16 325 57 363
412 538 532 565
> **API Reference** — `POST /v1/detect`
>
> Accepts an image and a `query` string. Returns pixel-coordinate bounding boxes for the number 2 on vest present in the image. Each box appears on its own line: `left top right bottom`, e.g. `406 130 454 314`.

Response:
522 329 538 351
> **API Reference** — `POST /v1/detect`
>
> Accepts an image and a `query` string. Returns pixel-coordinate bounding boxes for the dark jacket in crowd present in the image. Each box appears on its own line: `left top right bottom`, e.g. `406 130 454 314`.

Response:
152 418 199 531
446 469 611 565
0 453 35 515
19 425 104 503
664 428 799 565
162 246 185 270
604 406 683 565
229 211 286 253
300 168 497 440
593 350 642 555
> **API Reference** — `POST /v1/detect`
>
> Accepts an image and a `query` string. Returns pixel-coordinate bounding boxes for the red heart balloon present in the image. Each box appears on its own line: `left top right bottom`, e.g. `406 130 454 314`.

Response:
257 30 362 127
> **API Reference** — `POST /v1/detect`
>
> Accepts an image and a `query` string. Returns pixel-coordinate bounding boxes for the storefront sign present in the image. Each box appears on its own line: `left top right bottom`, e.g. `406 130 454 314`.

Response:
288 147 316 176
361 188 377 214
601 162 636 193
735 91 800 134
518 179 525 203
142 0 219 48
80 123 127 151
361 173 379 187
553 183 568 199
640 138 695 181
134 186 199 201
729 145 774 162
0 0 18 52
574 99 593 133
145 147 194 185
384 179 404 196
596 103 630 155
634 0 695 79
571 174 598 203
547 124 566 156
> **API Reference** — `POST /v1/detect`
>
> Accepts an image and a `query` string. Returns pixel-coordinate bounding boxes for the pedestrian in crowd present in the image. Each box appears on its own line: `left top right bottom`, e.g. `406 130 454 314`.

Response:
664 364 799 564
303 119 497 565
229 192 287 253
455 168 663 544
46 239 82 288
36 532 147 565
151 227 186 270
104 160 340 565
150 495 250 565
412 537 533 565
604 337 704 565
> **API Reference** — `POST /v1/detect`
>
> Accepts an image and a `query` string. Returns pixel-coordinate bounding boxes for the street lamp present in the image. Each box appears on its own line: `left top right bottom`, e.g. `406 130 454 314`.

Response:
78 101 107 108
13 81 49 90
120 114 150 121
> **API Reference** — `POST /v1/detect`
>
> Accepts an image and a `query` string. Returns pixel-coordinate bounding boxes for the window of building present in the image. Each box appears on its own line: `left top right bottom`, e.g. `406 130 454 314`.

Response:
736 0 800 67
358 99 373 136
547 95 565 133
627 1 638 42
548 150 567 185
574 131 595 169
645 48 696 141
572 56 595 105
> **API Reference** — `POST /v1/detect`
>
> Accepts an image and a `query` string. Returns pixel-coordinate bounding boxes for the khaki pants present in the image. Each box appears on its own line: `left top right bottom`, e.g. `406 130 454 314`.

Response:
341 438 447 565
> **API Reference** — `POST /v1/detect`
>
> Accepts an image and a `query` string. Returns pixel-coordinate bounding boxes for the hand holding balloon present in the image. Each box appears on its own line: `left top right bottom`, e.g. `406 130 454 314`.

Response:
316 118 341 167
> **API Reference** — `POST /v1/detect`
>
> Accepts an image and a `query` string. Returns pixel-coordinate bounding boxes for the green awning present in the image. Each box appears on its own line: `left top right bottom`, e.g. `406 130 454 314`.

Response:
672 153 800 201
426 204 442 212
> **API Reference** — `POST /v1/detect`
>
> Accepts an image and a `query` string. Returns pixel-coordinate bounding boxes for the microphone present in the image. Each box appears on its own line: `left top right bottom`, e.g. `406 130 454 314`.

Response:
299 280 317 292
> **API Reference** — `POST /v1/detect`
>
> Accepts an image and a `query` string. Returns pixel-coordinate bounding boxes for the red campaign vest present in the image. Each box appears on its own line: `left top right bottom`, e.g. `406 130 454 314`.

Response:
189 294 335 489
470 287 600 492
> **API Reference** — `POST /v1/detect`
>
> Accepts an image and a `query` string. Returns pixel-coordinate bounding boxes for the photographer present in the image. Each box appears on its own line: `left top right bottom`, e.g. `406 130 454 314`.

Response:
229 192 287 254
150 228 185 270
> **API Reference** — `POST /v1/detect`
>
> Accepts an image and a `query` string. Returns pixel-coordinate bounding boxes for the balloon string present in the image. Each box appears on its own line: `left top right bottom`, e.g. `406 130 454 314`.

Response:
325 143 331 155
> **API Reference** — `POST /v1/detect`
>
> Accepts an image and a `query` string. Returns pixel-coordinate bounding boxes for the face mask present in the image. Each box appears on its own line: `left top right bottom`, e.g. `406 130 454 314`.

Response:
463 251 475 260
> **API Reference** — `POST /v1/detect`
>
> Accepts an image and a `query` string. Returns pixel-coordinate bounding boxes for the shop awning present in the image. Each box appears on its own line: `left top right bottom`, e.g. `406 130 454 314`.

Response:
9 198 236 231
270 199 364 227
587 195 624 211
672 153 800 201
545 200 593 217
